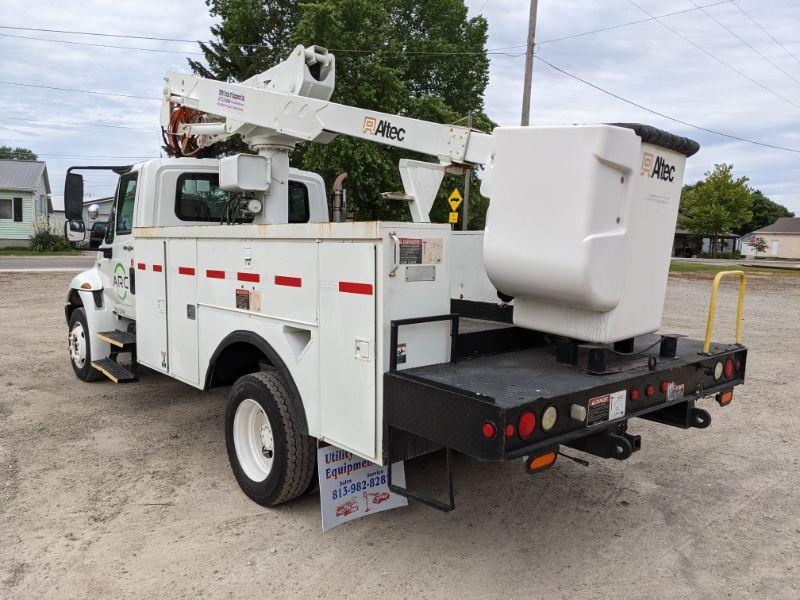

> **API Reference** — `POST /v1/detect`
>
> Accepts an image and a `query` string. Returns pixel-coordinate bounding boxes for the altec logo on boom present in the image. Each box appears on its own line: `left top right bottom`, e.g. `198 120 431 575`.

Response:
363 116 406 141
640 152 676 182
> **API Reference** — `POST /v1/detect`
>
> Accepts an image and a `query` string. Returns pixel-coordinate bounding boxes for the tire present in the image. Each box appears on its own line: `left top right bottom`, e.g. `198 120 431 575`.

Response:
68 307 101 382
225 370 316 506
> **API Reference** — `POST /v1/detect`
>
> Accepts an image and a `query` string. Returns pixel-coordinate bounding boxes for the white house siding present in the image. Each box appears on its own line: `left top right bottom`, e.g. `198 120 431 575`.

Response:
0 189 34 242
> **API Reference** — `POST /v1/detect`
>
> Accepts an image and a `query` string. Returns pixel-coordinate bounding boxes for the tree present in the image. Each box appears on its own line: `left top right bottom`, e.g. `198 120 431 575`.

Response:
190 0 493 225
747 236 767 258
736 189 794 235
0 146 37 160
679 164 752 256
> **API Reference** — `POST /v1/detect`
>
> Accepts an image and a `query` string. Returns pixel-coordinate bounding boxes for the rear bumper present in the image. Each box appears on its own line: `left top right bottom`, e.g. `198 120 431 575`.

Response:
384 343 746 463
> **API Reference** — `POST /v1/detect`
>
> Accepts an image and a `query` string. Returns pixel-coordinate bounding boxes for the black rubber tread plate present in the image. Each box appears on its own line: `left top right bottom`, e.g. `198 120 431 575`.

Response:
97 330 137 348
91 358 137 383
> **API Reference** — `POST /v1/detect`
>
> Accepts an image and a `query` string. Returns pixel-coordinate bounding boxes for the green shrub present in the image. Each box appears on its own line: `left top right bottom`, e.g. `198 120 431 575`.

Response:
718 252 744 260
29 217 73 252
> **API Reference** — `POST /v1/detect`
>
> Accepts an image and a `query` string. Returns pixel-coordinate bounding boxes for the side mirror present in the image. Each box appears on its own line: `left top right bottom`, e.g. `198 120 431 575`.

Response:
64 219 86 244
64 173 84 220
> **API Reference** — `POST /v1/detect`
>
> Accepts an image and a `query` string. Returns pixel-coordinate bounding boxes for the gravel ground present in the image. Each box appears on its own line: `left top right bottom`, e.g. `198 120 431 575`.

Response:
1 271 798 599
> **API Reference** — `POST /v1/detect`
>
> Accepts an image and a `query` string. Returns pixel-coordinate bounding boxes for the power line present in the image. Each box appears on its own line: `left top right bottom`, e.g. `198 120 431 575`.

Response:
625 0 800 111
0 31 204 55
2 116 155 131
687 0 800 87
733 1 800 65
0 3 737 58
0 80 159 100
537 0 735 45
535 54 799 153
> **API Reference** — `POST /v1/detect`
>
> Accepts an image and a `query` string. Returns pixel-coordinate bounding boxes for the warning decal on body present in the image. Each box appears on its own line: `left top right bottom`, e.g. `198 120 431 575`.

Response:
399 238 443 264
235 288 250 310
399 238 422 264
587 390 626 426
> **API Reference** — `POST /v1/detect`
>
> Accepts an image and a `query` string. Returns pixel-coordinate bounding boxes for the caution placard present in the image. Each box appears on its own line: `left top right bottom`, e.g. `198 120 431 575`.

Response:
448 212 459 223
448 188 463 211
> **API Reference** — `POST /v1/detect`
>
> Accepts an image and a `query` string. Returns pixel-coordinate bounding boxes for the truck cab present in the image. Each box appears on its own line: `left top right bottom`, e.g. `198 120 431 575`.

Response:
71 158 328 323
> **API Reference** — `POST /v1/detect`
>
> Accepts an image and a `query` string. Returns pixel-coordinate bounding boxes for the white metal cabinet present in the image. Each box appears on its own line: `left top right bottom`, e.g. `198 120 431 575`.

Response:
134 239 169 373
318 242 377 459
167 239 199 385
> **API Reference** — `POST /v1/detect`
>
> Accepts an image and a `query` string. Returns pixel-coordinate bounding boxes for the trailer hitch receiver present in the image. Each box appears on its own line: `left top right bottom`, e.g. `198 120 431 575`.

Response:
565 425 642 461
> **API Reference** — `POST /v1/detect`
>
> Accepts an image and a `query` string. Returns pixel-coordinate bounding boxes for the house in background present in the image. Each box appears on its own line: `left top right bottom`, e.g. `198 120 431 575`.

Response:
740 217 800 259
672 227 738 257
0 159 51 247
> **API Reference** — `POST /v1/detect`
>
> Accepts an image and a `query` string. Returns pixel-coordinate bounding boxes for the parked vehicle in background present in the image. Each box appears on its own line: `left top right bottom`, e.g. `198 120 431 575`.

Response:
89 220 108 248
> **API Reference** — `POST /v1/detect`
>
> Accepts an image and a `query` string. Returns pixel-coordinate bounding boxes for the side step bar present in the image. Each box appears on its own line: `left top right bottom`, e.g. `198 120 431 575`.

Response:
97 330 137 350
91 358 137 383
93 330 137 383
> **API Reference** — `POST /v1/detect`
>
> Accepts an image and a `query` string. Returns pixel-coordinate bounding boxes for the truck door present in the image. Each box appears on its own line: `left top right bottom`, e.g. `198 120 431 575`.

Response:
100 171 138 319
319 242 377 459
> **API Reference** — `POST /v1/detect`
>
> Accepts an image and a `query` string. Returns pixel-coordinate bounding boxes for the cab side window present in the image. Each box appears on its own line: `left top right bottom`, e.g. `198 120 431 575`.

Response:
288 181 309 223
175 173 233 222
106 172 138 244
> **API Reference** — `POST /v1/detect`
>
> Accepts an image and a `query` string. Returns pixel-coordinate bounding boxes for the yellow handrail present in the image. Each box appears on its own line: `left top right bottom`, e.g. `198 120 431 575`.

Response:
703 270 746 354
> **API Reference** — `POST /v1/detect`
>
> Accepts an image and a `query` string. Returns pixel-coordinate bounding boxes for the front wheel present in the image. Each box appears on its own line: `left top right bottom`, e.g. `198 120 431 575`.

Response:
68 308 101 382
225 371 316 506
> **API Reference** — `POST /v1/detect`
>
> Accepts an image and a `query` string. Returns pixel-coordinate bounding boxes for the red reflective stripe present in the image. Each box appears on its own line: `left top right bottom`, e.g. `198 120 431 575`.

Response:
237 272 260 283
129 259 133 267
275 275 302 287
178 266 195 276
137 262 146 271
152 265 163 272
206 269 225 279
339 281 373 295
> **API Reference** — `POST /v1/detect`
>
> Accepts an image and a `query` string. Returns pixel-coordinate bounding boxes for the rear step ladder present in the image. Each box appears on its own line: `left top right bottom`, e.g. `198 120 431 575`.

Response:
92 330 137 383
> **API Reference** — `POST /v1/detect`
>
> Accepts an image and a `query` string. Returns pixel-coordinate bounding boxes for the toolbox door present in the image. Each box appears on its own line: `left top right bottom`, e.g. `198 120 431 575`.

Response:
319 242 377 459
167 239 199 385
134 239 169 373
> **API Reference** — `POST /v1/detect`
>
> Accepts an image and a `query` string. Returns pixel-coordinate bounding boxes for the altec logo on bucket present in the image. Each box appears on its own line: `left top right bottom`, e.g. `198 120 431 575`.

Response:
640 152 675 182
363 116 406 141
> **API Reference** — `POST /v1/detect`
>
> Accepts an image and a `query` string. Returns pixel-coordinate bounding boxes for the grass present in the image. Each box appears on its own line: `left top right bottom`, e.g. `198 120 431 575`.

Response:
670 260 800 276
0 246 82 256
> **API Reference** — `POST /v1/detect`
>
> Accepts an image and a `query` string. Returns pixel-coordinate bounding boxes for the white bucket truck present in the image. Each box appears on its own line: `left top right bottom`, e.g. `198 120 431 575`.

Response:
64 45 746 511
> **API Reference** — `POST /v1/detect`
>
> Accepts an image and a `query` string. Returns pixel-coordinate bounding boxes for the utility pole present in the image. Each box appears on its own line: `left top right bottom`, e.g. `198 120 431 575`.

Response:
461 111 472 230
520 0 539 126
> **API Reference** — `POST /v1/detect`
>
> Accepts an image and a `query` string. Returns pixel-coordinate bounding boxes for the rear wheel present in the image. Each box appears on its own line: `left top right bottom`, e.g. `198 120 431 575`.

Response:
225 370 316 506
68 308 101 382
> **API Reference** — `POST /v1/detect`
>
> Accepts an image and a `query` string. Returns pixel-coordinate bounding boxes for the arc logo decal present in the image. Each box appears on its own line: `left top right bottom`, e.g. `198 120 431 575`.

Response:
363 116 406 141
113 262 129 300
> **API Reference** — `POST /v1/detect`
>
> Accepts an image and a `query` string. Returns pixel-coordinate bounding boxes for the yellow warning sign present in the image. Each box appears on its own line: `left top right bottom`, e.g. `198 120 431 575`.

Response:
448 212 459 224
448 188 463 211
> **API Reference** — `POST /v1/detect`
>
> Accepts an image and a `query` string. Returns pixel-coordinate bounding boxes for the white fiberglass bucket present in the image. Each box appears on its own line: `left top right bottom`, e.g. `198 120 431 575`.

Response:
481 124 697 343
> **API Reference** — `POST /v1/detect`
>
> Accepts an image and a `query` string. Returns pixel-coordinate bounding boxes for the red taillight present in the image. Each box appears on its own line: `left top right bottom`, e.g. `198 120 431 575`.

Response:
724 358 734 379
660 381 669 394
482 422 497 439
645 384 655 397
717 390 733 406
518 411 536 439
504 424 515 438
630 389 640 401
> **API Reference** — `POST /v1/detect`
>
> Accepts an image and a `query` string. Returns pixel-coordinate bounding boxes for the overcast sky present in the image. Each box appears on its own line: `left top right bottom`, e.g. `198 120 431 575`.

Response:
0 0 798 212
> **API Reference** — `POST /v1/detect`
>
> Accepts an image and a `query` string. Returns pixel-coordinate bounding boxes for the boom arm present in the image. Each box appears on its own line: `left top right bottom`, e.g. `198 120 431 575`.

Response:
161 45 490 223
